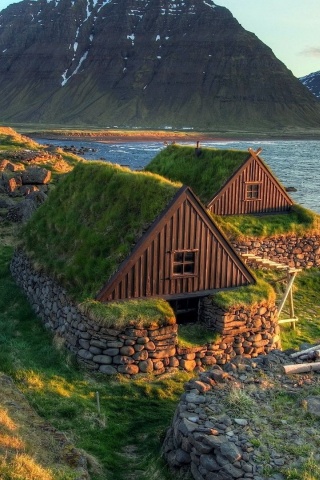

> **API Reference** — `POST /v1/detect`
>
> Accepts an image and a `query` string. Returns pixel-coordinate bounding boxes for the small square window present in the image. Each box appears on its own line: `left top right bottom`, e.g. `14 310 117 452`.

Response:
246 183 260 199
172 250 197 276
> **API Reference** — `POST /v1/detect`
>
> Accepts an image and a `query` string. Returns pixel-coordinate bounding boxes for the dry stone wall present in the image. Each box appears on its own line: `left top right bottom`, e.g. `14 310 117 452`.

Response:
232 234 320 268
11 251 280 376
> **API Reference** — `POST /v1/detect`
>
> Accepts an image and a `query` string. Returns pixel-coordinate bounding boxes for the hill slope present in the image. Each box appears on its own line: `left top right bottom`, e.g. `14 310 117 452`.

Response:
0 0 320 130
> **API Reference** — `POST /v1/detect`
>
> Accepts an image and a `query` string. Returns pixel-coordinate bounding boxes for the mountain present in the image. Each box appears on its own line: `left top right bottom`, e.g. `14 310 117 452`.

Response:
1 0 320 131
300 71 320 100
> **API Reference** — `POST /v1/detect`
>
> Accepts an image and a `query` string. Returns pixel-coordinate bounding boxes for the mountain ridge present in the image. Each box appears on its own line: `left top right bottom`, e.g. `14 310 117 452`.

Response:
1 0 320 130
300 70 320 100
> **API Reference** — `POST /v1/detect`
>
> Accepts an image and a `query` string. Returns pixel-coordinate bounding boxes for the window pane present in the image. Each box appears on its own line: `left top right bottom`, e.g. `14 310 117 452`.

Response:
184 263 195 274
173 264 183 274
174 252 184 263
184 252 195 262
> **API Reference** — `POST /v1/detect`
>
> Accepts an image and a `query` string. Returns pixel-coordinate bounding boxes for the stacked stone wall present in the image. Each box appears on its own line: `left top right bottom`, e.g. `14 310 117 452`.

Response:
232 234 320 268
10 251 280 376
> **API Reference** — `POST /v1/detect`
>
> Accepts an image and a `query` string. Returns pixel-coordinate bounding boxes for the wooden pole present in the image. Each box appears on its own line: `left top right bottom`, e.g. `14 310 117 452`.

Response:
283 362 320 374
277 271 297 318
288 270 295 330
96 391 101 415
290 344 320 359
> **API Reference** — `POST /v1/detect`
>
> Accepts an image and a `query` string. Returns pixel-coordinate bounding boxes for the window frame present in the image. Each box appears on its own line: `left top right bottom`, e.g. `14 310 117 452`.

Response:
171 249 199 278
244 181 262 201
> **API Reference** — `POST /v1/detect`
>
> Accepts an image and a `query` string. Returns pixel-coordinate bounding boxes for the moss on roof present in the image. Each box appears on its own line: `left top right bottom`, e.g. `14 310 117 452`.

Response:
211 275 276 310
145 144 249 204
21 161 181 302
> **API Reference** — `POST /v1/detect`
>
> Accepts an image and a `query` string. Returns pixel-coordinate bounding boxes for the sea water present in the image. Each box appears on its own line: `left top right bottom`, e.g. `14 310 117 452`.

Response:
34 138 320 214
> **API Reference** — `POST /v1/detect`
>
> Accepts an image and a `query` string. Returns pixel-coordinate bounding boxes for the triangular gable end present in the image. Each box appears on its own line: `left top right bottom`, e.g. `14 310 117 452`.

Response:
96 186 255 302
207 148 294 215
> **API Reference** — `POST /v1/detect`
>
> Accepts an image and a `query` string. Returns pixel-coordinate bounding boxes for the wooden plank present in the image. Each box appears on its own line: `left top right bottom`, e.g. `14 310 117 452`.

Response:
283 362 320 374
278 317 298 324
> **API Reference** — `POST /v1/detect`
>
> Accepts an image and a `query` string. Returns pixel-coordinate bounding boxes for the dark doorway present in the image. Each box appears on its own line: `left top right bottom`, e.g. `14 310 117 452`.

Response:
170 298 199 324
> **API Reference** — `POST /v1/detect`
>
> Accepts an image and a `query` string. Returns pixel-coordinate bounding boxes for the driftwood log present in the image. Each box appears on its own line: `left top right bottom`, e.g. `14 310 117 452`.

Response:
283 362 320 374
290 344 320 359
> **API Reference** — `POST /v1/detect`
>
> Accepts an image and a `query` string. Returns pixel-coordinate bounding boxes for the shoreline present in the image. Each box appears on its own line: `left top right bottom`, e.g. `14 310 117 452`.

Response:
27 128 320 143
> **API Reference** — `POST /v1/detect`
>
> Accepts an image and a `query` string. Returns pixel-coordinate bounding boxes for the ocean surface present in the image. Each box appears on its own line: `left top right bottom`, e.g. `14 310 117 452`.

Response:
35 137 320 214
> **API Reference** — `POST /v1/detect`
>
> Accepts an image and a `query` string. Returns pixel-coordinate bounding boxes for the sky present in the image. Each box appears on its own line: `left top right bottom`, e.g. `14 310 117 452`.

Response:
0 0 319 78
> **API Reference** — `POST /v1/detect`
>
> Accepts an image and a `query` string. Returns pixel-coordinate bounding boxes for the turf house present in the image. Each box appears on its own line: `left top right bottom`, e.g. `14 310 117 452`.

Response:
21 161 254 304
11 161 283 376
145 145 294 216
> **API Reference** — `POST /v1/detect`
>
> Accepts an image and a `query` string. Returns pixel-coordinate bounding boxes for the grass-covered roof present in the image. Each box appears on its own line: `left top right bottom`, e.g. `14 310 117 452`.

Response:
21 161 181 302
145 144 249 204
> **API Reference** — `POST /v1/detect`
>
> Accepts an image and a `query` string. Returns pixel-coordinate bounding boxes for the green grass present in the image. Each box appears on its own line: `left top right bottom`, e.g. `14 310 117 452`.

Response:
79 298 176 329
0 126 39 151
21 161 181 302
280 268 320 350
145 144 248 204
285 454 320 480
224 386 255 415
213 204 320 239
211 274 276 310
177 323 220 347
0 245 191 480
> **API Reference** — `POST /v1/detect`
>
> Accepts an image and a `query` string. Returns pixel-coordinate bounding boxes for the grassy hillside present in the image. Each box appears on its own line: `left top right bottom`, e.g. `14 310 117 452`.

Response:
0 126 40 151
145 144 248 204
21 161 181 302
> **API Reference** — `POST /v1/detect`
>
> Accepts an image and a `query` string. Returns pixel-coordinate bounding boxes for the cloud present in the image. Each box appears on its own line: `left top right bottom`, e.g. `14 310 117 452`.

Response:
300 47 320 57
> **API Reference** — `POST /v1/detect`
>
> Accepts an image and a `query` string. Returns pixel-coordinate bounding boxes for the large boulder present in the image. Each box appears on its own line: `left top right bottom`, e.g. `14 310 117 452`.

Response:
22 167 51 185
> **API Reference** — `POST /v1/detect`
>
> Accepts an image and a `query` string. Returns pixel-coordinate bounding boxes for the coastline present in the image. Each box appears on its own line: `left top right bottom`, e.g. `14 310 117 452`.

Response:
27 128 320 143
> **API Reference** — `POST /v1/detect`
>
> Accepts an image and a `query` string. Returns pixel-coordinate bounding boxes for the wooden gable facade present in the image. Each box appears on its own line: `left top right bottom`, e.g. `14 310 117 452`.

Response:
96 186 255 302
207 148 293 215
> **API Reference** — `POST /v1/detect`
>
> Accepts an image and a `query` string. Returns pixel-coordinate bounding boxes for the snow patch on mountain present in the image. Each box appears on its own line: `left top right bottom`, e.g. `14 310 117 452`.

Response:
300 70 320 99
127 33 135 46
203 0 216 8
61 51 88 86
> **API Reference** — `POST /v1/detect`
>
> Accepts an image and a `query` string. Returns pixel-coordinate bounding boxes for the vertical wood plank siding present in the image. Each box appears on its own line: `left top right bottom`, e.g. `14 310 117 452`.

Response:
209 157 292 215
103 196 251 301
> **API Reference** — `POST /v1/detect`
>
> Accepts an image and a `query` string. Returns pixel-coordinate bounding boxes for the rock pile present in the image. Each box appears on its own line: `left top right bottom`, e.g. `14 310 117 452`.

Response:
232 235 320 269
163 349 320 480
1 162 51 196
0 160 50 223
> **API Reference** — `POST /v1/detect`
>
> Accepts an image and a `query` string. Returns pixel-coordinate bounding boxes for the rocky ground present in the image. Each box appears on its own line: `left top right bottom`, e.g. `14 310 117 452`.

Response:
163 348 320 480
0 142 76 225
